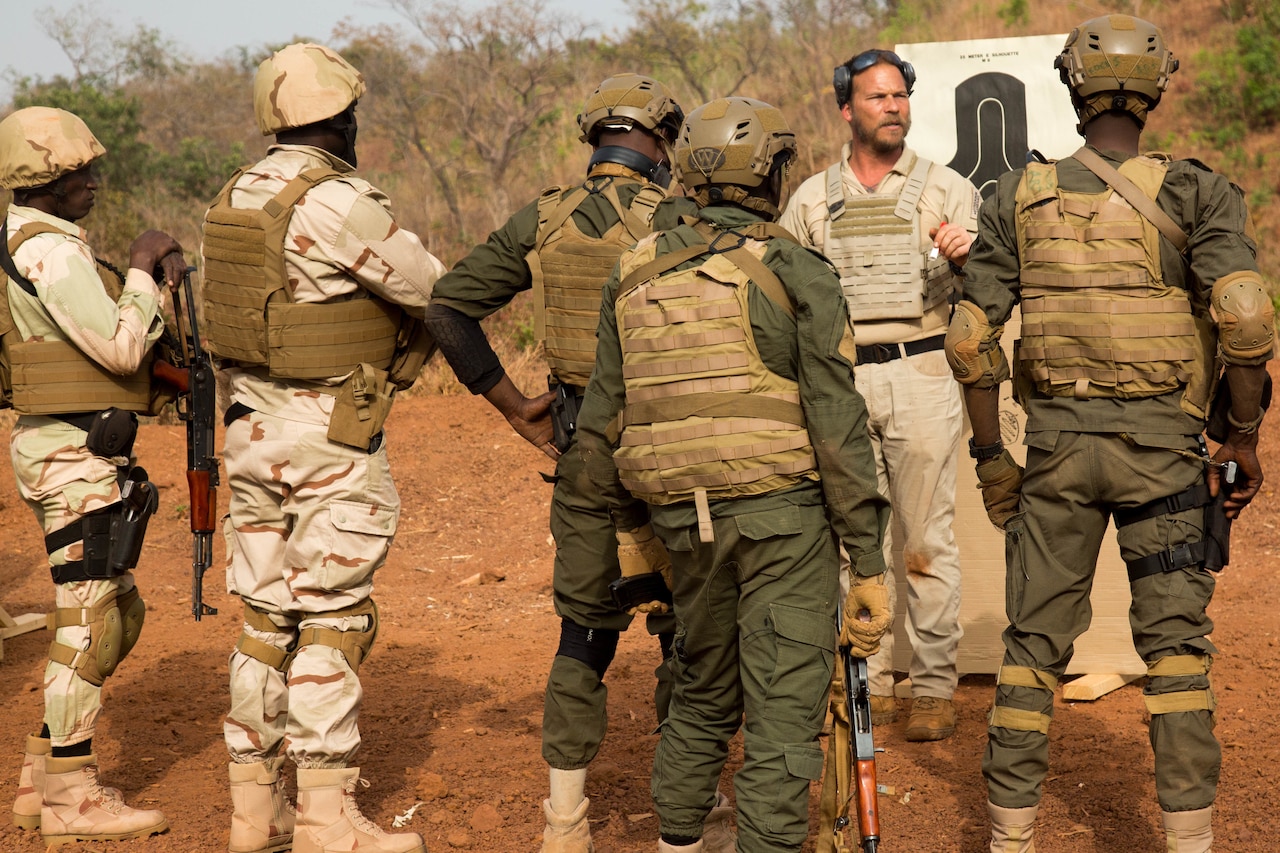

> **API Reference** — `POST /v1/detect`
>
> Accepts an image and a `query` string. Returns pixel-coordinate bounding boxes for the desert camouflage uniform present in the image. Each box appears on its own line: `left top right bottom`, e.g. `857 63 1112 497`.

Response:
215 144 446 768
6 203 167 747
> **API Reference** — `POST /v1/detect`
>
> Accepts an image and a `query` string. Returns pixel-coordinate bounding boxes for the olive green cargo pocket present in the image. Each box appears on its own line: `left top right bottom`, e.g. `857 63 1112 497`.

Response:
783 742 826 781
316 499 398 591
1004 513 1027 624
764 603 835 727
734 505 803 540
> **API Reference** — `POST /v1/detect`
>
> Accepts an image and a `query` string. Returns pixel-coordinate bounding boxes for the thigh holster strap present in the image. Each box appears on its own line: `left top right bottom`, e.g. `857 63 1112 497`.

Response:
1126 541 1207 583
989 705 1052 734
997 665 1059 692
1114 483 1212 528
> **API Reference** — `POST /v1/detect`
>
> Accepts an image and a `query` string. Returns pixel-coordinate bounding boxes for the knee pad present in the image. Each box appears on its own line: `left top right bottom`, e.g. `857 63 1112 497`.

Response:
556 619 619 679
115 586 145 663
235 602 292 672
295 598 379 673
1144 654 1215 716
46 591 131 687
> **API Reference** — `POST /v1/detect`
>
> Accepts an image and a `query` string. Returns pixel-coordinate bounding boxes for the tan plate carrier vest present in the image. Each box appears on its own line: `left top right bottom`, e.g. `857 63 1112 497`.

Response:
0 222 153 414
610 221 819 523
1013 153 1210 410
528 165 667 388
823 155 953 322
202 167 419 383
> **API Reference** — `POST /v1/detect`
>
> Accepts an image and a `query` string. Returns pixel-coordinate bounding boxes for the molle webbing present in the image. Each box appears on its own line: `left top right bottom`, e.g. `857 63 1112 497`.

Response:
202 167 403 380
529 177 667 388
611 229 816 504
1 223 151 414
1014 156 1199 401
823 155 952 322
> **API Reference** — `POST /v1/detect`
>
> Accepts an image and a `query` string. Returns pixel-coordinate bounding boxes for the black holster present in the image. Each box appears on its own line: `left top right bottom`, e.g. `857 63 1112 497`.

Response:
549 379 583 454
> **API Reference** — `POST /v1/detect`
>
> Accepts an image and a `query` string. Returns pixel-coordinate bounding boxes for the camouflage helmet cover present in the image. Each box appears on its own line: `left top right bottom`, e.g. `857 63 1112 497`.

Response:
674 97 796 191
1056 14 1178 124
0 106 106 190
254 43 367 136
577 73 684 145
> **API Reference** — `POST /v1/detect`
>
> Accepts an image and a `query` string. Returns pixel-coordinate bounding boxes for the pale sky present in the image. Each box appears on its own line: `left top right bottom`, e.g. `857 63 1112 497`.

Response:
2 0 634 102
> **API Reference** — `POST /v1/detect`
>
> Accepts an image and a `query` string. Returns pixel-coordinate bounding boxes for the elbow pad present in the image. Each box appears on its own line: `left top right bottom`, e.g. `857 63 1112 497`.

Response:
945 300 1010 387
1212 271 1275 365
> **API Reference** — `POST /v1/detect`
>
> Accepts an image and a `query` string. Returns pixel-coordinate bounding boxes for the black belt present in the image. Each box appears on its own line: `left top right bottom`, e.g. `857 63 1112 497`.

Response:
855 334 947 365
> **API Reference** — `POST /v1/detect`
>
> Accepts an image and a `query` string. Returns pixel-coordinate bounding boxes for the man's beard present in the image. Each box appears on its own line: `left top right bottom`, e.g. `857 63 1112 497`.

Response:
855 115 911 154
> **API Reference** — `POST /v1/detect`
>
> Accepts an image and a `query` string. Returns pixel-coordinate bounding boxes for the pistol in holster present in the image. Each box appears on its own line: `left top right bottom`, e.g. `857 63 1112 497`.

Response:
549 378 583 455
1202 460 1236 572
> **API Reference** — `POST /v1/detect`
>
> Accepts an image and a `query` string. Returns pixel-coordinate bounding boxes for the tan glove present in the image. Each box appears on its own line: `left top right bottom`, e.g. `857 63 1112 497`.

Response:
976 449 1024 531
615 524 673 615
839 578 892 658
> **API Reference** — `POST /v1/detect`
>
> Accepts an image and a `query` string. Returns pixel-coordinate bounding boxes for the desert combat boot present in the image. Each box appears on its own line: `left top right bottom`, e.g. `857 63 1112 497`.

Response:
905 696 956 741
11 734 49 829
40 754 168 846
294 766 424 853
1163 806 1212 853
229 757 295 853
988 802 1037 853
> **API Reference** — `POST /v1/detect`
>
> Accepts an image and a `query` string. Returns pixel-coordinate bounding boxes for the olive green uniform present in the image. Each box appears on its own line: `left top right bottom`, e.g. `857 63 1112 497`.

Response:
962 146 1266 813
576 205 888 851
424 165 696 771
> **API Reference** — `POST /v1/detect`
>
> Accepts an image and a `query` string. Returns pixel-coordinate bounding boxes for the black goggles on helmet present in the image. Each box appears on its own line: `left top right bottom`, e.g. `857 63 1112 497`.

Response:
833 49 916 106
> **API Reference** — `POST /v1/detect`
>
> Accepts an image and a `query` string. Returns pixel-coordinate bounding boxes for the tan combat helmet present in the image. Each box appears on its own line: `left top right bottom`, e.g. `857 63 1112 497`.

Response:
1055 14 1179 131
675 97 796 201
0 106 106 190
577 73 684 145
254 43 367 136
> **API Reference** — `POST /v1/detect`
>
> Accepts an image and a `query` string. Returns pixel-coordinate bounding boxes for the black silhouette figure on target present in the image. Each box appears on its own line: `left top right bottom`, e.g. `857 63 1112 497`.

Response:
945 71 1030 200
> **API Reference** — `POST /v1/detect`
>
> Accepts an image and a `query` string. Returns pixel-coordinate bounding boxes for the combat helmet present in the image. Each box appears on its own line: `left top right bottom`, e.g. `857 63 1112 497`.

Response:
254 43 366 136
674 97 796 216
577 73 684 145
0 106 105 190
1055 14 1178 132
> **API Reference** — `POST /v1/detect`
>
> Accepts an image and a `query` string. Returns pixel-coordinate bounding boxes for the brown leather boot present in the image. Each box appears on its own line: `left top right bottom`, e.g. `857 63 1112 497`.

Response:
869 694 898 725
988 801 1037 853
229 757 295 853
40 754 168 846
294 767 423 853
700 789 736 853
906 696 956 741
1163 806 1212 853
11 734 49 830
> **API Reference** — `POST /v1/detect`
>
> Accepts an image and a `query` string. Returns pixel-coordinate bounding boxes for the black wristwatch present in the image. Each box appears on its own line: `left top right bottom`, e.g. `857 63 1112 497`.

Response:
968 437 1005 461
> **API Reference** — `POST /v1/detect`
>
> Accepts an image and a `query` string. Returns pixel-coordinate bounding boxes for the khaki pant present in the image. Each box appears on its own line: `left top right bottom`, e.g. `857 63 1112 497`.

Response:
650 486 836 853
853 350 963 699
983 429 1219 812
542 433 674 770
11 418 135 748
222 411 398 768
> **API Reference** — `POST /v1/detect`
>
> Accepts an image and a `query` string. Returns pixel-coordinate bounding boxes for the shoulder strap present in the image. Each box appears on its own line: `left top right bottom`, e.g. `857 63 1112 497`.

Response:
894 155 932 221
825 163 846 219
1072 146 1188 253
1 221 65 297
262 167 343 219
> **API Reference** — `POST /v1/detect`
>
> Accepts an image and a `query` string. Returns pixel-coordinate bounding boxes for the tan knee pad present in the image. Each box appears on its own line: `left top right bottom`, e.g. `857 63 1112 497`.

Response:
46 592 131 687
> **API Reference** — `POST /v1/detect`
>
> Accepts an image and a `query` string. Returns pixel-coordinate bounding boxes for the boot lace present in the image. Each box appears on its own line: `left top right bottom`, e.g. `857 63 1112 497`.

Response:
342 775 386 837
83 764 128 814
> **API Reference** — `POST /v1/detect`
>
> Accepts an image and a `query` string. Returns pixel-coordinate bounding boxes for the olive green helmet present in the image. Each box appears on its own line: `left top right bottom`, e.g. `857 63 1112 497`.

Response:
675 97 796 192
1055 14 1178 130
254 43 366 136
0 106 106 190
577 73 684 145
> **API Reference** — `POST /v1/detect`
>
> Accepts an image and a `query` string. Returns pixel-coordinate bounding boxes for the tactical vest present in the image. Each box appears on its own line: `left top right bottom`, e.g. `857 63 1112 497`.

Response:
1013 155 1200 401
823 155 953 322
202 167 407 381
528 164 667 388
610 222 818 508
0 222 152 415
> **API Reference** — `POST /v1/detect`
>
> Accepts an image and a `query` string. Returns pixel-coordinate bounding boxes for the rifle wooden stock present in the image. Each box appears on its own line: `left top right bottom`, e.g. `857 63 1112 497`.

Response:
152 359 189 393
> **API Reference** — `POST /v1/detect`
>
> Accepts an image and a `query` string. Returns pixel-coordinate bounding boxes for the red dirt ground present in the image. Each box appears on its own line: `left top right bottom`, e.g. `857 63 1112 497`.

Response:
2 365 1278 852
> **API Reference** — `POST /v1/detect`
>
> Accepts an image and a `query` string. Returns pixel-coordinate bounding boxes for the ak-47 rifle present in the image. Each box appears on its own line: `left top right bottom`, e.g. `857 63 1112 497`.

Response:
155 267 219 620
833 608 881 852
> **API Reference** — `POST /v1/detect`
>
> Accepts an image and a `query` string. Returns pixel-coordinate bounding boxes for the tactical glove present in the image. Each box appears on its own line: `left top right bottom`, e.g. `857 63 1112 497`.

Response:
839 578 892 658
976 450 1023 531
614 524 673 615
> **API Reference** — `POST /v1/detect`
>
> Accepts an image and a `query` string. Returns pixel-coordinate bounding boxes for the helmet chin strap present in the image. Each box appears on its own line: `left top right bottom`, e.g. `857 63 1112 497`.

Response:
589 146 672 189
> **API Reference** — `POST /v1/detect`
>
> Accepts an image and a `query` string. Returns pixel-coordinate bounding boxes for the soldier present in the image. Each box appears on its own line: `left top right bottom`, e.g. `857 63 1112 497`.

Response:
945 16 1272 852
200 44 446 853
575 96 891 853
1 105 186 845
780 48 981 742
422 73 708 852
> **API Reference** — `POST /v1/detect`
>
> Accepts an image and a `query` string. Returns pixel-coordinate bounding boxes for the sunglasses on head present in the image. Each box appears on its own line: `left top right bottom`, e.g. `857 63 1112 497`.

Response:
833 49 917 106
